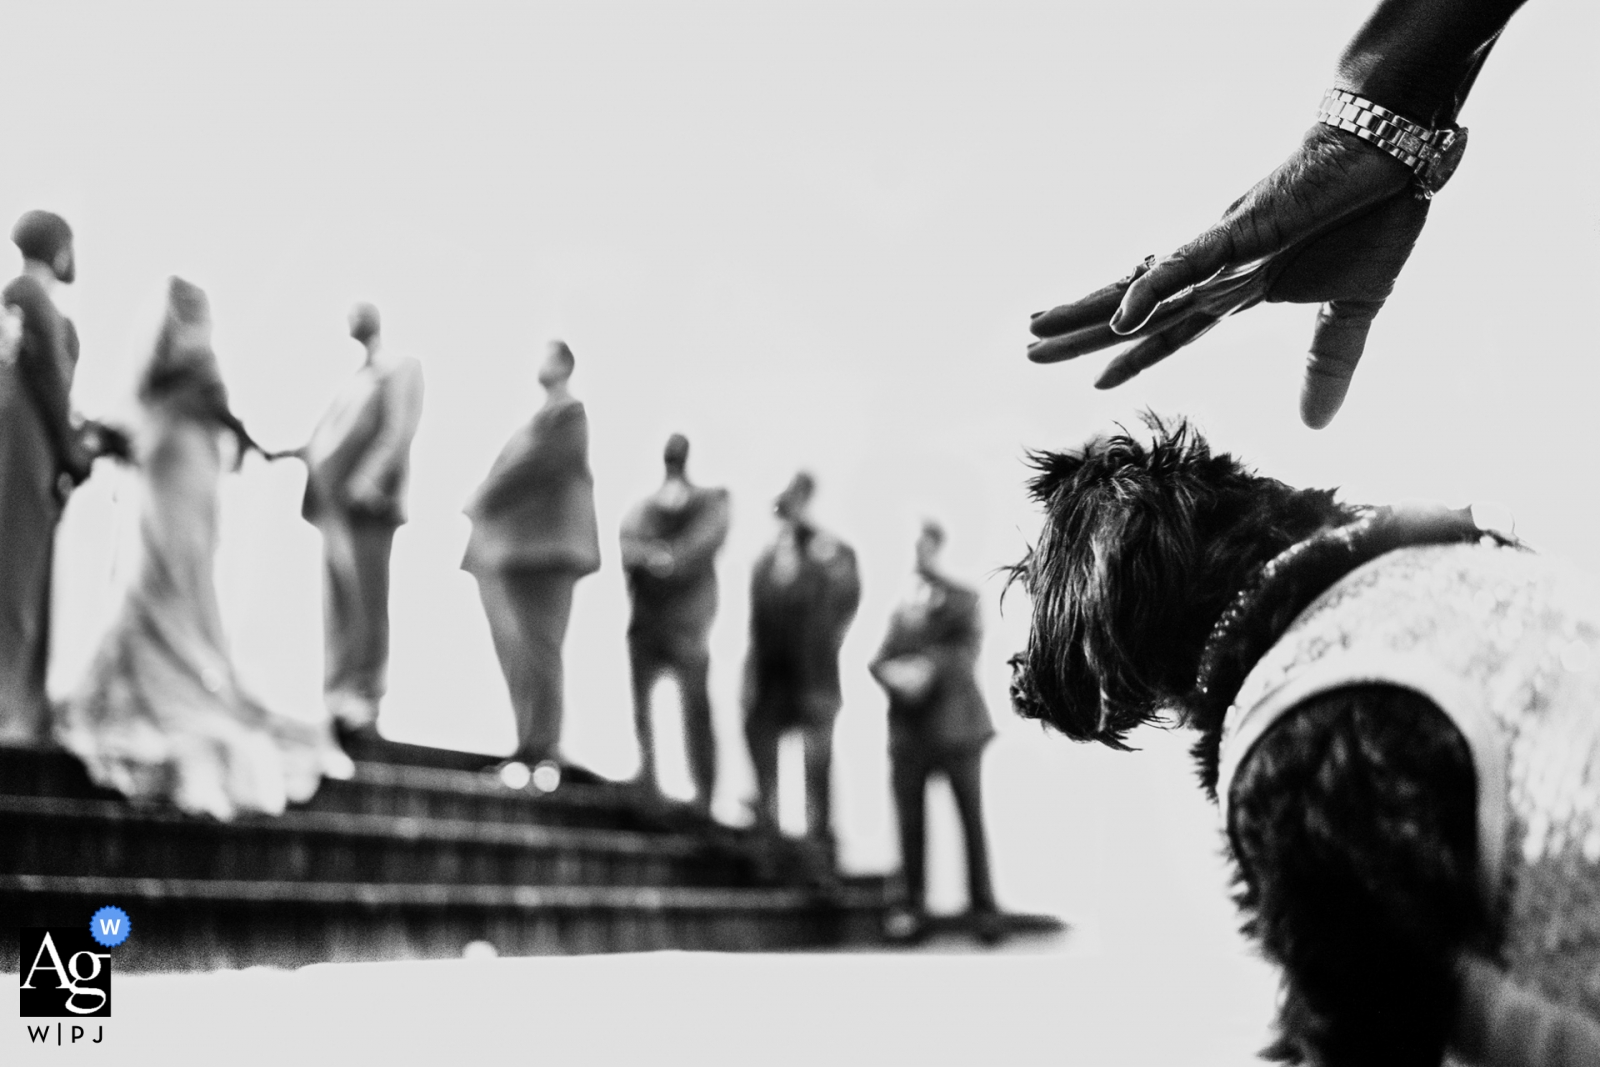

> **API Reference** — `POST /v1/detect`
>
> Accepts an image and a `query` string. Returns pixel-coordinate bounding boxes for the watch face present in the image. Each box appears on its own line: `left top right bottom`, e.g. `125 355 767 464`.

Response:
1424 127 1469 192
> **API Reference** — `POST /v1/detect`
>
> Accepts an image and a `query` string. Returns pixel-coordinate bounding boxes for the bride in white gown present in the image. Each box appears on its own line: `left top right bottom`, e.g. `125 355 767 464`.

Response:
54 277 352 819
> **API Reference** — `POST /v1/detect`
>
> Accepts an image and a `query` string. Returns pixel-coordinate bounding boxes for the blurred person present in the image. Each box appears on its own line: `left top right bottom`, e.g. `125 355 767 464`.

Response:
743 472 860 852
869 520 999 942
54 277 352 819
0 211 123 744
619 433 730 811
1027 0 1532 429
462 341 599 772
292 303 424 749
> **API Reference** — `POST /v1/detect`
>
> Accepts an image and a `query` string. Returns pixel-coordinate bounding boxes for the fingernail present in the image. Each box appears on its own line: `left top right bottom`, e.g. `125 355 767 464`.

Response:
1094 368 1124 389
1029 309 1046 320
1109 307 1126 332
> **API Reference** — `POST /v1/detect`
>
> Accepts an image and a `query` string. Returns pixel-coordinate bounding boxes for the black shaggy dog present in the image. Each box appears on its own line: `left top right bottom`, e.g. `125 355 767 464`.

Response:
1008 416 1599 1067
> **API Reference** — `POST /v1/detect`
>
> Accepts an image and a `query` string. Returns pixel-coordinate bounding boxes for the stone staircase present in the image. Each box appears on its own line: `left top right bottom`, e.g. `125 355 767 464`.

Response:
0 744 892 971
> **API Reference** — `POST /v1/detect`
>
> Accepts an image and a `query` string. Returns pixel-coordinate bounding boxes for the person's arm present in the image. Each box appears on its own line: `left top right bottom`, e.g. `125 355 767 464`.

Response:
869 615 911 677
662 490 732 574
1028 0 1530 430
918 596 983 679
869 618 938 701
619 503 665 573
1337 0 1526 126
217 407 265 468
828 544 863 636
347 359 424 505
5 282 91 481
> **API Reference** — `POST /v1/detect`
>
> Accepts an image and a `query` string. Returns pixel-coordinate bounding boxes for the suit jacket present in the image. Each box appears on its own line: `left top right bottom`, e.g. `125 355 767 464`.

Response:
0 275 81 504
620 483 731 648
0 277 80 731
743 523 861 727
302 355 424 526
870 572 994 755
461 397 601 576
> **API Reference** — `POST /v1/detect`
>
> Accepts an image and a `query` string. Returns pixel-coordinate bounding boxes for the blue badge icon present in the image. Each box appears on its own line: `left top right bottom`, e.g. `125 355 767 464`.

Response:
90 905 131 947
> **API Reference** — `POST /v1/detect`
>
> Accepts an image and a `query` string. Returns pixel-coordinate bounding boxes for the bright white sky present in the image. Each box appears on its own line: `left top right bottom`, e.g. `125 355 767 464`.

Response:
5 1 1597 1059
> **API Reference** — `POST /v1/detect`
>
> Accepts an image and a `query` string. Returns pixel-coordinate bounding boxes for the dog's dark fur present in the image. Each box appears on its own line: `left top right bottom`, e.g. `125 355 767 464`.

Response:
1009 417 1490 1067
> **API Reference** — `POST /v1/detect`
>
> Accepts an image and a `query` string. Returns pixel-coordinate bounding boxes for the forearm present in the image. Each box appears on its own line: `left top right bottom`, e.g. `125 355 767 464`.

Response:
1337 0 1528 124
926 642 979 676
350 366 423 491
619 533 658 569
348 434 408 493
670 508 731 572
219 409 261 460
19 341 85 474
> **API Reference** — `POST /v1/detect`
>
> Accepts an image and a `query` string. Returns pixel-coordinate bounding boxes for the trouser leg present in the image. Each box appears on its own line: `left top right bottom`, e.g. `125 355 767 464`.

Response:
890 752 930 912
743 711 780 829
476 573 528 745
321 518 395 728
0 504 55 745
508 571 574 762
677 652 716 808
476 570 575 763
351 520 395 696
802 720 835 845
945 746 998 913
628 642 660 788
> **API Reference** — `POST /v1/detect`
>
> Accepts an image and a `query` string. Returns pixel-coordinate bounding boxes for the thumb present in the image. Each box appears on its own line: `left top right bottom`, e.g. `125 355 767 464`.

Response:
1301 298 1383 429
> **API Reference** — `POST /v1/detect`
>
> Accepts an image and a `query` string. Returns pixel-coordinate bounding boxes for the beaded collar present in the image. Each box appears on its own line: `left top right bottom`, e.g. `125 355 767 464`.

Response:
1186 504 1517 792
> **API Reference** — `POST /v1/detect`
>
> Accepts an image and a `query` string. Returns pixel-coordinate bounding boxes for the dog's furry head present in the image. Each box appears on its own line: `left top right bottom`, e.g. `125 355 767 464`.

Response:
1008 415 1350 748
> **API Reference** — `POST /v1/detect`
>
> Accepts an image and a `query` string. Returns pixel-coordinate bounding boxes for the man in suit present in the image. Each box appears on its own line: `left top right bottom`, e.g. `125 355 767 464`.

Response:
869 520 999 938
299 303 424 747
0 211 111 743
463 341 599 770
620 433 731 811
743 471 860 850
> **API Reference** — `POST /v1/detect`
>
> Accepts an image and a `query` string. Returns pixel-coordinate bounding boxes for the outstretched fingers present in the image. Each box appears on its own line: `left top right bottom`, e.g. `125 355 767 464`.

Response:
1113 227 1236 335
1030 277 1133 340
1027 321 1122 364
1095 314 1223 389
1301 298 1384 429
1028 295 1200 364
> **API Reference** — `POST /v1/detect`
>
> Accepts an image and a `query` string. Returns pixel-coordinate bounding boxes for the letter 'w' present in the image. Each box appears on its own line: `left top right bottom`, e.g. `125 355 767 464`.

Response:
98 918 121 937
28 1026 50 1043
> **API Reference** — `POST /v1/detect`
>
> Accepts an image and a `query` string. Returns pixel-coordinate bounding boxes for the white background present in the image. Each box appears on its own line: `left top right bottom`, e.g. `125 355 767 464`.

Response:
6 0 1597 1062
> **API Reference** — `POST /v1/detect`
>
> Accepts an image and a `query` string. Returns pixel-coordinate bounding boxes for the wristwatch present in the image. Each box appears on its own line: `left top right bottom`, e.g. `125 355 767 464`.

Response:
1317 89 1468 200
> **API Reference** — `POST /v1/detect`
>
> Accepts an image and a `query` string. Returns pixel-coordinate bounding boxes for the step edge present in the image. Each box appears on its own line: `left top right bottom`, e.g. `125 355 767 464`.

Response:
0 794 717 858
0 873 887 912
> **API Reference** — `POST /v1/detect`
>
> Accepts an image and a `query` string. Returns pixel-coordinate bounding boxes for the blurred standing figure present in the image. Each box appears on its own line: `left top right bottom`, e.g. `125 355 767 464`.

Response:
297 303 424 747
463 341 599 769
619 433 730 811
869 521 998 939
0 211 98 743
743 472 860 850
55 278 352 819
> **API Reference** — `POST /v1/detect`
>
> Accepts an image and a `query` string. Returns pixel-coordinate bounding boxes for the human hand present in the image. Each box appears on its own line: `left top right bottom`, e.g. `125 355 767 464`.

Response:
346 476 388 512
83 420 134 464
877 656 936 702
1028 124 1428 428
0 306 21 367
646 548 675 579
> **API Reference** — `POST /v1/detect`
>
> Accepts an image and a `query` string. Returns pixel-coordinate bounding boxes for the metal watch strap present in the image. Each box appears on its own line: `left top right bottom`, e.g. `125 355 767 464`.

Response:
1316 89 1466 199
